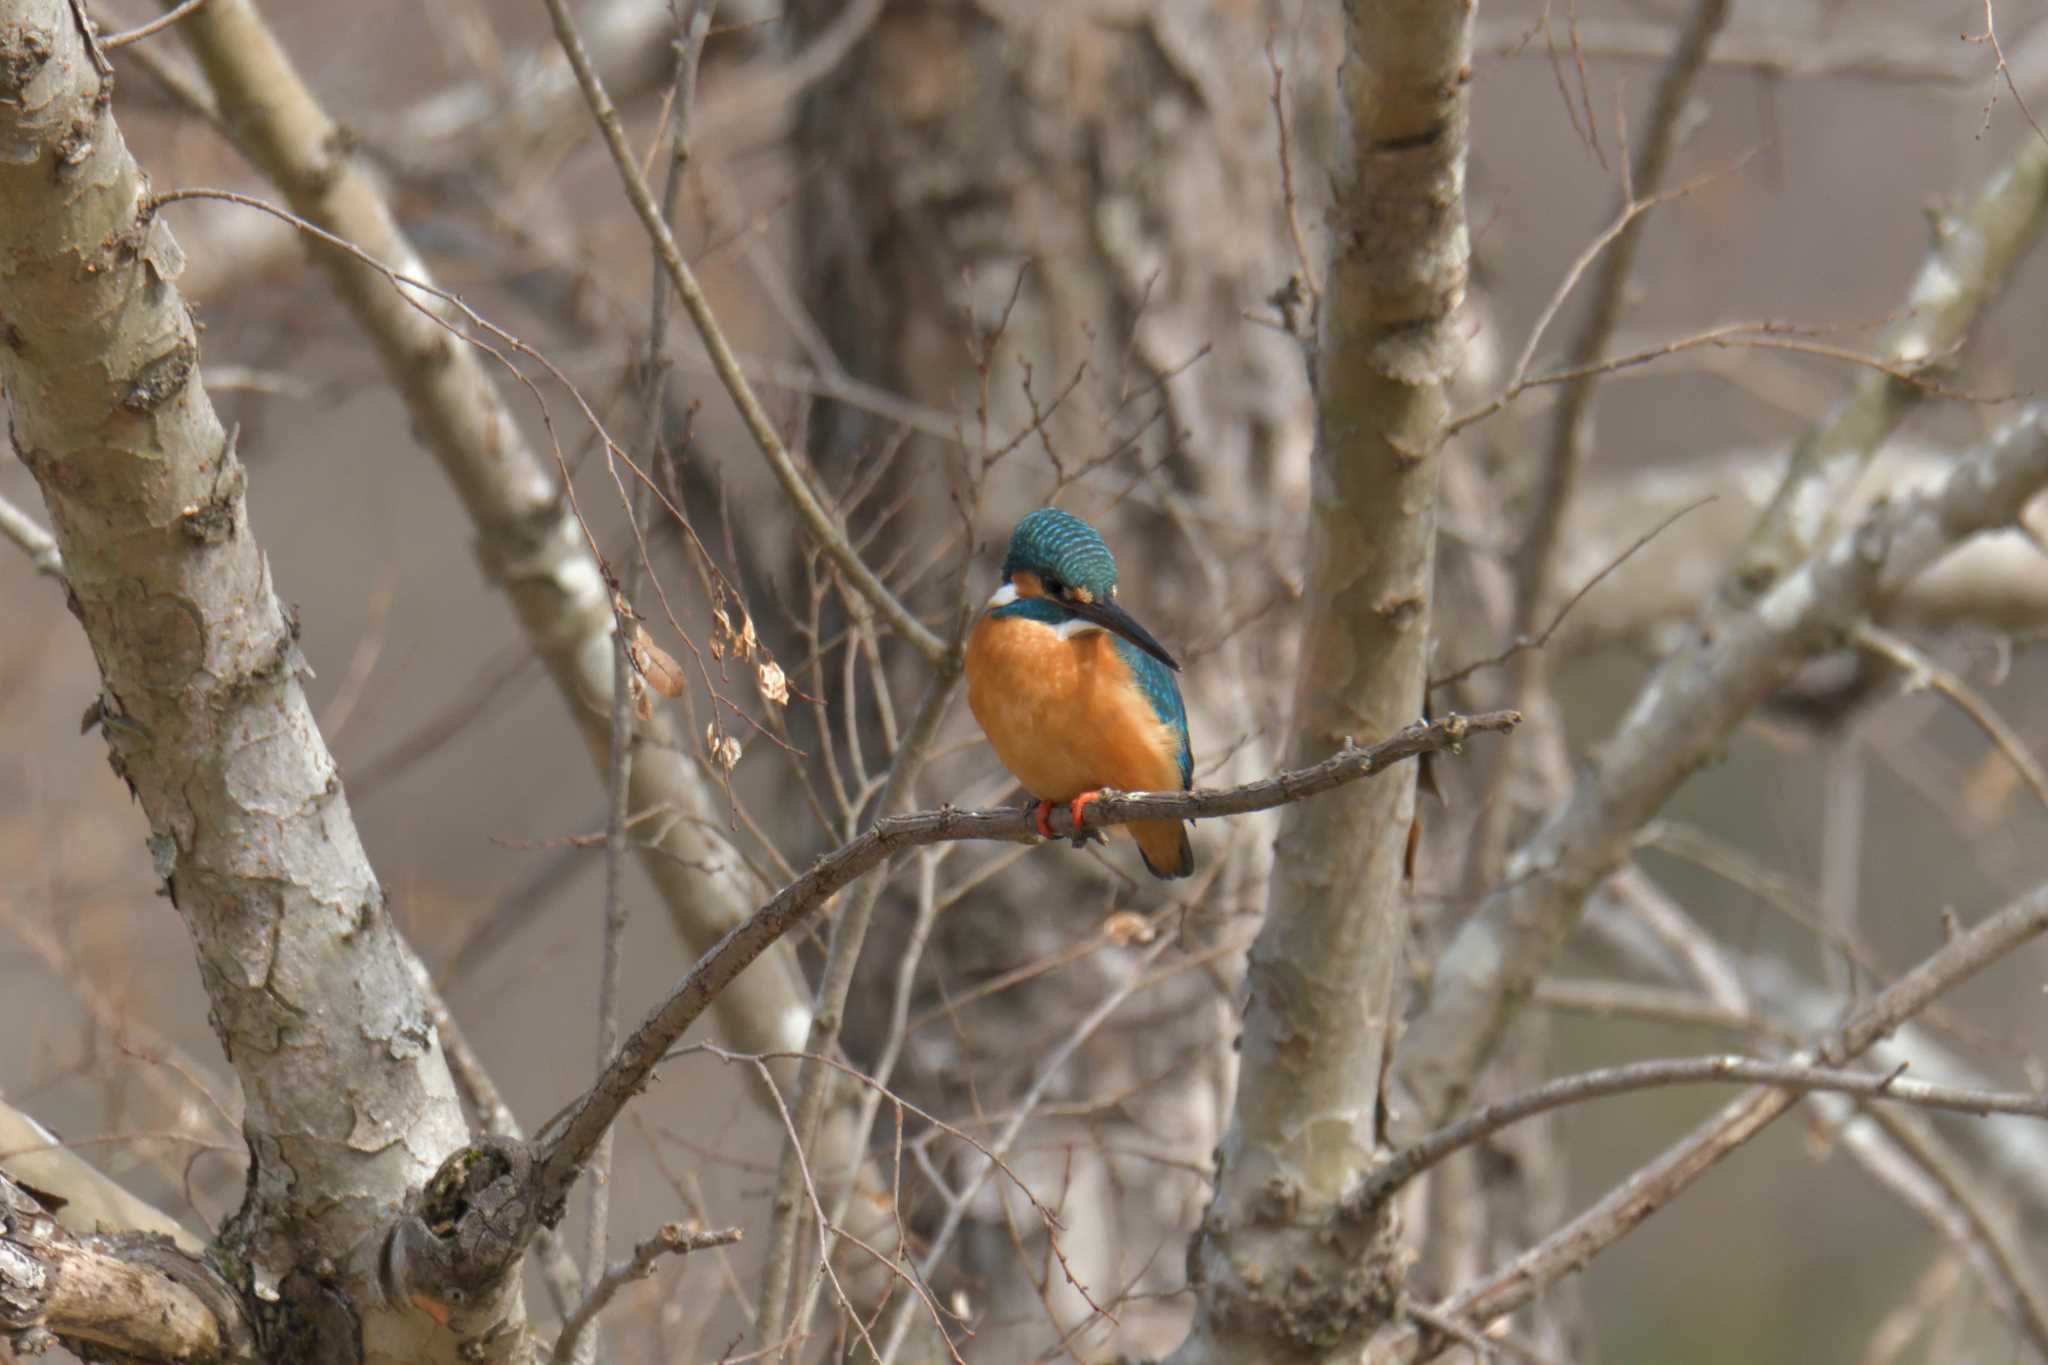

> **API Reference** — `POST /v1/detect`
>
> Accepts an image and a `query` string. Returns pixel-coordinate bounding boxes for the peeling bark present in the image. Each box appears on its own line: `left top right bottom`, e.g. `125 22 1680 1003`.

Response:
0 4 484 1361
1 1174 251 1365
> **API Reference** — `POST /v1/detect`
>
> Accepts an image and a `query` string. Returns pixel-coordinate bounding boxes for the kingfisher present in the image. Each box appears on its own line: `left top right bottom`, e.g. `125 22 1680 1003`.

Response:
965 508 1194 880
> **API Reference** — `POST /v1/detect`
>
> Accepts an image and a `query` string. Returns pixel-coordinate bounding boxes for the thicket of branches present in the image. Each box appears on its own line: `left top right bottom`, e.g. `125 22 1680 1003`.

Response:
4 2 2048 1364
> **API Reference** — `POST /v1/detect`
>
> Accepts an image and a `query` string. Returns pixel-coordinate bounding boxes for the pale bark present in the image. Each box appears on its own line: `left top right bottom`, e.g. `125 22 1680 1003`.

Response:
1397 405 2048 1129
1 1173 250 1365
0 4 479 1362
167 0 817 1082
1171 4 1474 1362
1727 129 2048 603
1551 444 2048 652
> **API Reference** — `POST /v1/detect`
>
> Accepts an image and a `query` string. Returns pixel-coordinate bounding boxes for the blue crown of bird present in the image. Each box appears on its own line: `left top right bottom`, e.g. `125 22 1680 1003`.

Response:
964 508 1195 880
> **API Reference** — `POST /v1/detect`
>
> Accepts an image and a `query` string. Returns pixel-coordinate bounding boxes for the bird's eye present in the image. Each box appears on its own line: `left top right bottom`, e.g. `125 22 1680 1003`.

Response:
1042 576 1066 597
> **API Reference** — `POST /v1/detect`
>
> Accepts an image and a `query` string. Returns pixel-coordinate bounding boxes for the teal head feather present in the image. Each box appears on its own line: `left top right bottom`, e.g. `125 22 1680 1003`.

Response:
1001 507 1119 602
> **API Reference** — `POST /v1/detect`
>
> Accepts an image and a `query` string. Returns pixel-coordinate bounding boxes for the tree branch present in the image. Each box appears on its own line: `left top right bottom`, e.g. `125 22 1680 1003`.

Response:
0 492 63 580
166 0 823 1153
1 1173 249 1365
1368 875 2048 1363
0 10 473 1363
533 711 1518 1205
1396 405 2048 1130
537 0 949 665
1727 125 2048 603
1358 1054 2048 1208
551 1221 742 1364
1171 3 1476 1358
1469 0 1730 889
0 1105 198 1254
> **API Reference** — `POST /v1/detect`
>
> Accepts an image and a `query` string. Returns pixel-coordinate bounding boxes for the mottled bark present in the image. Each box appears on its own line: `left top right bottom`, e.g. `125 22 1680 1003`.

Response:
169 0 818 1080
1 1173 251 1365
0 4 479 1361
1171 4 1474 1362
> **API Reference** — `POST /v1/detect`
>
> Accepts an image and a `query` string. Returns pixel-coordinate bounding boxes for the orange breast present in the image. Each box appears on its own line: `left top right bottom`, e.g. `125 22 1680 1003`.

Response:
965 613 1185 803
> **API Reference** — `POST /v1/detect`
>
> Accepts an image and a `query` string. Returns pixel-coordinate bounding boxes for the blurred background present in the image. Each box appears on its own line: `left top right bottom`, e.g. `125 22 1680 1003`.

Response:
6 1 2048 1361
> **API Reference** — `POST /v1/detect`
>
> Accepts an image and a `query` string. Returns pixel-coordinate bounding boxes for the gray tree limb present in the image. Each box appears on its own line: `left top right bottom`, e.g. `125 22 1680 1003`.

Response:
1396 405 2048 1131
1169 4 1475 1361
1369 876 2048 1364
163 0 819 1114
1 1173 251 1365
0 6 480 1362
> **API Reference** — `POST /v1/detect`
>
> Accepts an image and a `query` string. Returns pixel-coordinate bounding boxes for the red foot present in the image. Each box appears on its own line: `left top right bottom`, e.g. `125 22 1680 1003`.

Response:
1067 790 1104 833
1033 790 1106 840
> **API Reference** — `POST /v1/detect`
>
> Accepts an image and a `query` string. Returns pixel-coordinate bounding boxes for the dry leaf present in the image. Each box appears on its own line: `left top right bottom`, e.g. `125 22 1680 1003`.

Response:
1102 911 1155 946
706 724 742 771
757 659 789 706
630 624 686 699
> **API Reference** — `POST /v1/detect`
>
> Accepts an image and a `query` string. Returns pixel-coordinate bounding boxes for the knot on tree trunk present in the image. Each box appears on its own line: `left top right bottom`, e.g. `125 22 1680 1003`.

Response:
379 1139 536 1346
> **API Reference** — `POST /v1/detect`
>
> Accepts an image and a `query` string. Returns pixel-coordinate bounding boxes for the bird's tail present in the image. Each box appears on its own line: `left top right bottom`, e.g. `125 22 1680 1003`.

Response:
1134 819 1194 880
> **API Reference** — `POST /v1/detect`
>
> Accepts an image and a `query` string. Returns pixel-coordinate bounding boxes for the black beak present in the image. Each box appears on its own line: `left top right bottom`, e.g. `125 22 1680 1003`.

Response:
1069 597 1181 672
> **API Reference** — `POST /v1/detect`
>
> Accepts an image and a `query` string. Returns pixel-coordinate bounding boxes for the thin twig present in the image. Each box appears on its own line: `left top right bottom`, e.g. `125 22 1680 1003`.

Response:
878 930 1184 1363
1358 1053 2048 1208
1400 1295 1568 1365
755 668 960 1347
570 9 710 1362
1430 495 1714 691
1855 621 2048 814
1369 877 2048 1364
1857 1103 2048 1357
551 1221 743 1364
99 0 213 49
0 492 65 580
537 0 948 664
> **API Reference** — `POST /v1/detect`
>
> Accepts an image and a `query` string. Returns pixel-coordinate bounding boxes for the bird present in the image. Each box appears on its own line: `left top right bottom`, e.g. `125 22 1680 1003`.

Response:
964 507 1194 880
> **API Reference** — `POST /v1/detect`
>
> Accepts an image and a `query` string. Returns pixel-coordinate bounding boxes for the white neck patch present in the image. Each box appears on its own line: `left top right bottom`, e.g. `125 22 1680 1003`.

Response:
987 581 1019 608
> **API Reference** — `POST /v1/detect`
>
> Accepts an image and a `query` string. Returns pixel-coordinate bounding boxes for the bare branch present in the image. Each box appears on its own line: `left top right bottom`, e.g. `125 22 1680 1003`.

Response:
1 1173 249 1365
0 12 474 1362
1172 2 1476 1358
1430 495 1715 692
1854 621 2048 814
168 0 825 1156
1359 1055 2048 1207
1369 876 2048 1364
538 0 949 665
1468 0 1730 896
551 1221 742 1365
1727 128 2048 602
0 492 64 580
1398 405 2048 1130
0 1106 198 1253
100 0 213 49
534 711 1519 1204
1857 1104 2048 1356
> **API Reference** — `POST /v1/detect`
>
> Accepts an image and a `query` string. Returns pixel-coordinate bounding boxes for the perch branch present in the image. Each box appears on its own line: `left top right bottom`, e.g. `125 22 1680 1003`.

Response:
533 711 1519 1201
